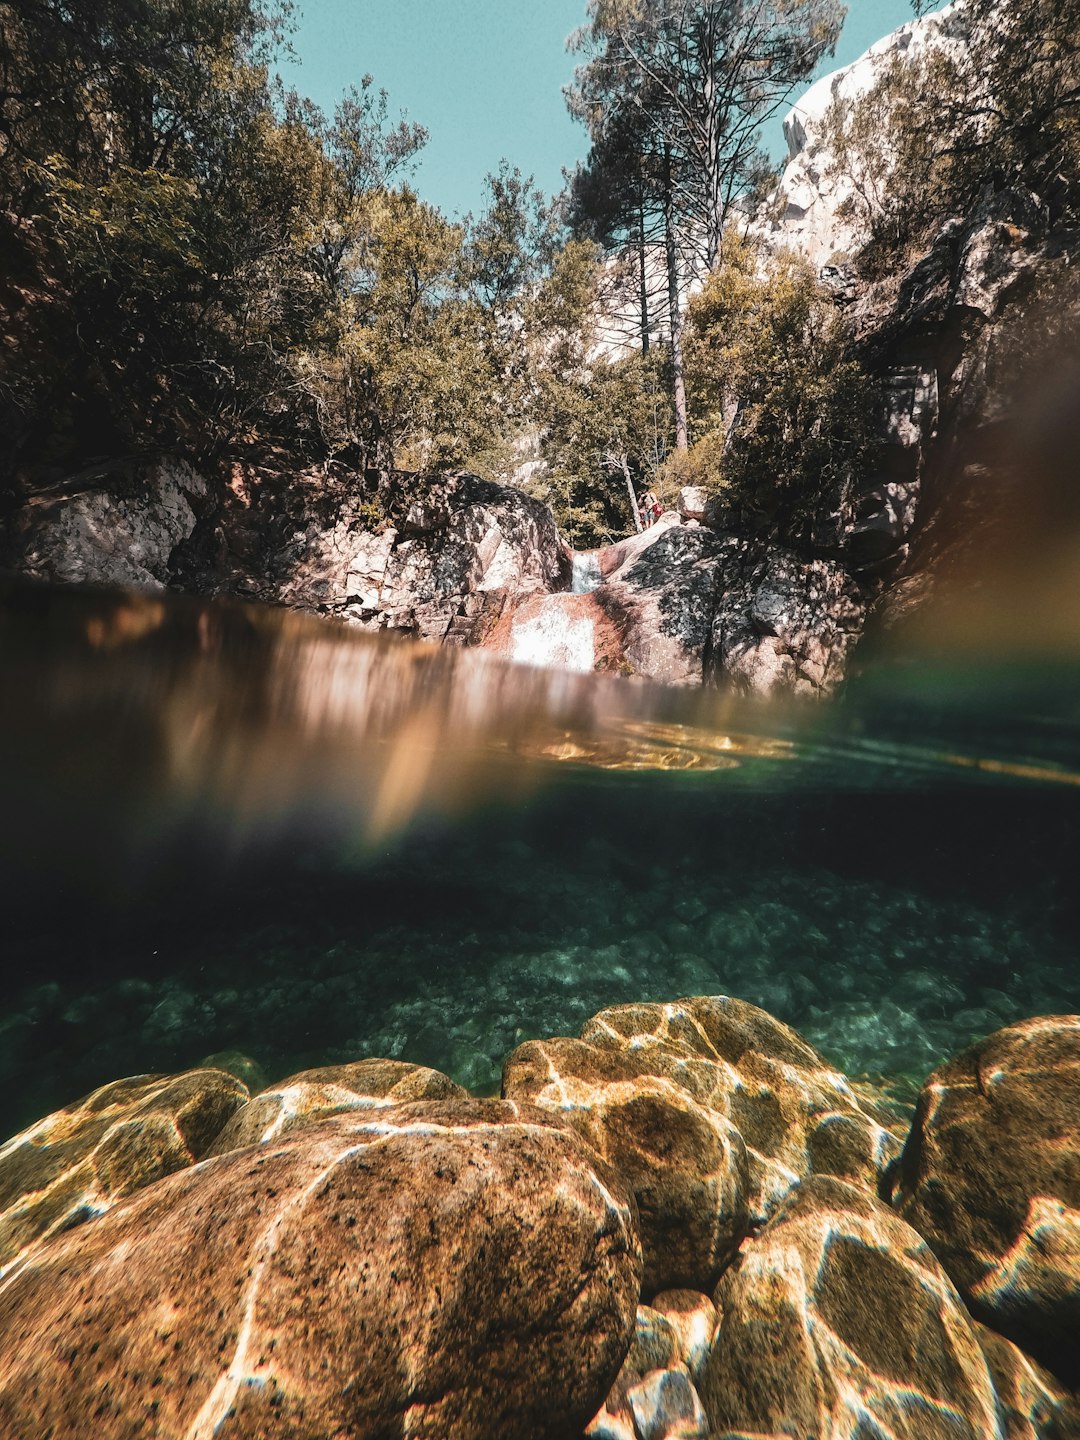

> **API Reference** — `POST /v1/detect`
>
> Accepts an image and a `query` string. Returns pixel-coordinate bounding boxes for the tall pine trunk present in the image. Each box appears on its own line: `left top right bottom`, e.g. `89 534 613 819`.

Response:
637 193 650 356
663 149 688 452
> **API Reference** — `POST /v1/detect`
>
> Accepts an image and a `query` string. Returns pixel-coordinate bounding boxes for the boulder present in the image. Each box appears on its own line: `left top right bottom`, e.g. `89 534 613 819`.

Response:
206 1057 466 1156
677 487 708 523
0 1098 642 1440
650 1290 718 1381
699 1175 1008 1440
594 523 866 695
587 1306 711 1440
710 542 866 697
502 995 900 1293
892 1015 1080 1385
276 472 572 642
10 457 208 589
975 1321 1080 1440
596 523 727 687
0 1067 247 1275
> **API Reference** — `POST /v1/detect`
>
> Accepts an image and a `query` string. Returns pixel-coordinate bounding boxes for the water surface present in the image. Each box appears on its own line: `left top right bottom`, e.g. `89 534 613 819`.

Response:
1 578 1077 1137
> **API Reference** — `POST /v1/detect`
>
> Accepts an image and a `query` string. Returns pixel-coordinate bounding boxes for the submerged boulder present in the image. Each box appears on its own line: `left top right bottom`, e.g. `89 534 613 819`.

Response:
0 1067 247 1276
502 995 899 1293
892 1015 1080 1385
0 1098 641 1440
699 1175 1007 1440
206 1056 466 1156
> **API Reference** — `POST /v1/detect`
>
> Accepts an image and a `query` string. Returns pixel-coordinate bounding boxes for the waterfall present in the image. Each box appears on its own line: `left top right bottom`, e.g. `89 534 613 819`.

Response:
510 597 596 673
571 552 601 595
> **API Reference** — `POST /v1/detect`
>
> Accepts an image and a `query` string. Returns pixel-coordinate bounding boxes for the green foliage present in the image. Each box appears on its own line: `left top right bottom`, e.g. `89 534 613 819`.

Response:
520 240 675 547
685 236 876 542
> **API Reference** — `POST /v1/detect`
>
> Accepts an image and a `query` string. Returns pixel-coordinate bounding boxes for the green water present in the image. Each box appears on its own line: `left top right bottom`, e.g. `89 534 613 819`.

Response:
1 579 1078 1137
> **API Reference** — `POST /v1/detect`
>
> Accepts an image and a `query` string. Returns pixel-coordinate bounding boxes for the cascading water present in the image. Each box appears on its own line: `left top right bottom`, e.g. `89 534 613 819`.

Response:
510 596 596 672
571 551 601 595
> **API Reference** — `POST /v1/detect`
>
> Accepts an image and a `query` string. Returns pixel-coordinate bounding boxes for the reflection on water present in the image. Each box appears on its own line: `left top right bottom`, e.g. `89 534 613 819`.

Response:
0 577 1078 1138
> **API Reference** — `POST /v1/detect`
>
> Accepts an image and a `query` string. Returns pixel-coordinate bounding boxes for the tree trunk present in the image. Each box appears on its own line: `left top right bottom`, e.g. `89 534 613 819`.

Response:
619 453 643 532
637 194 650 356
663 151 688 452
702 33 723 270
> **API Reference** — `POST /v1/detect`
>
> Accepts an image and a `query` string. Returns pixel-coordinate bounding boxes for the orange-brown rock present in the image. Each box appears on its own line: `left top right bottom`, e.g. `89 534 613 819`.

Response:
974 1321 1080 1440
699 1176 1008 1440
206 1056 466 1156
0 1067 247 1275
893 1016 1080 1385
502 995 899 1293
0 1098 642 1440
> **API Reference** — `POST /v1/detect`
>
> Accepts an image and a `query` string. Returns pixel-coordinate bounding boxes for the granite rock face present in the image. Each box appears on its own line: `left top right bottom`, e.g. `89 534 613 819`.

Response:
206 1057 466 1156
0 1098 642 1440
594 521 866 695
597 521 726 687
502 995 899 1293
893 1015 1080 1385
709 540 866 696
0 1067 247 1275
760 2 969 271
700 1175 1008 1440
8 456 208 589
243 469 572 645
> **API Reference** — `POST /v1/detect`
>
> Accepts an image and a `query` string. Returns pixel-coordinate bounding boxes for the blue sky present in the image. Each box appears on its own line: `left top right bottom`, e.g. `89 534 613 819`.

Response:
280 1 922 221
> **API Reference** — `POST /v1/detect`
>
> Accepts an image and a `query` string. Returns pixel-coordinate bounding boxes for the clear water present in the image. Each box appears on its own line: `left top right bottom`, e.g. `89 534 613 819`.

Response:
1 578 1078 1139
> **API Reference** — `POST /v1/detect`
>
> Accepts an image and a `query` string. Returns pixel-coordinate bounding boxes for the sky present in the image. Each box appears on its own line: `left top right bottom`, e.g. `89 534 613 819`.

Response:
279 1 924 221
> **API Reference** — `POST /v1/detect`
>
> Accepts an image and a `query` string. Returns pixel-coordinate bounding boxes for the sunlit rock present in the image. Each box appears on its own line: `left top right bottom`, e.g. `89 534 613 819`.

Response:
712 544 865 697
649 1290 717 1381
0 1068 247 1275
484 591 614 674
11 456 207 590
205 1057 466 1156
279 471 572 642
974 1319 1080 1440
598 523 727 687
502 995 900 1293
0 1099 641 1440
759 2 969 270
699 1175 1006 1440
892 1015 1080 1385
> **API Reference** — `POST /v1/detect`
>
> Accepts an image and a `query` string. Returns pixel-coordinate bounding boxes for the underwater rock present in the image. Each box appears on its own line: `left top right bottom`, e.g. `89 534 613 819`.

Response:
503 995 900 1293
503 1006 750 1294
624 1368 710 1440
0 1067 247 1275
974 1320 1080 1440
699 1175 1007 1440
893 1015 1080 1385
649 1290 718 1382
205 1056 466 1155
626 1306 681 1374
0 1098 641 1440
